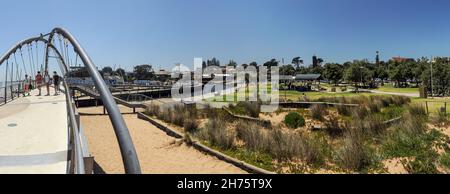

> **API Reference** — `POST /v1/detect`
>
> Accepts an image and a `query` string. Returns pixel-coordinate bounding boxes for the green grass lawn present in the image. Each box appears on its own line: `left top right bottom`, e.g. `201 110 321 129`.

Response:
280 90 386 101
373 84 419 94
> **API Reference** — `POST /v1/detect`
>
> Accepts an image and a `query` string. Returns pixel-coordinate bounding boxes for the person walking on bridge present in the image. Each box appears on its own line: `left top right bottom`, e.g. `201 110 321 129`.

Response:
35 72 43 96
23 74 31 97
53 71 61 96
43 71 51 96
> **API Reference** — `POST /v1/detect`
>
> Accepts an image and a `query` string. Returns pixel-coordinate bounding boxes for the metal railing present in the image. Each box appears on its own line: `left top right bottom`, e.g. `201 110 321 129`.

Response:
62 79 86 174
0 27 142 174
0 82 22 105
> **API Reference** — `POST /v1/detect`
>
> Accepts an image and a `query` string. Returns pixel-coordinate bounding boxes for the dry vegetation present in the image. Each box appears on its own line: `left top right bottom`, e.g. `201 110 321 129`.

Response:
144 95 450 174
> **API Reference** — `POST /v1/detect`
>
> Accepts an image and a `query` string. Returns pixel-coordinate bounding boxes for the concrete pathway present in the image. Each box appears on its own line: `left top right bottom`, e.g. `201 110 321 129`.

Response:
0 88 69 174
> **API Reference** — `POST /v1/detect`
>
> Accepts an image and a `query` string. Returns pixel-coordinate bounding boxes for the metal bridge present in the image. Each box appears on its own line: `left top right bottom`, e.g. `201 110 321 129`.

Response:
0 27 142 174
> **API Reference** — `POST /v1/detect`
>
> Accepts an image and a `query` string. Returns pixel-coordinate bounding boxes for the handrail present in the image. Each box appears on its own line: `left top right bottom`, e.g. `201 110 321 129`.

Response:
0 28 142 174
62 79 86 174
47 27 141 174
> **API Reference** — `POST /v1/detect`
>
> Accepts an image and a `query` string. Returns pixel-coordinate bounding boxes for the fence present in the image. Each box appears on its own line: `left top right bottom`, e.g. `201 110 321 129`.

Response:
0 82 23 105
423 101 449 115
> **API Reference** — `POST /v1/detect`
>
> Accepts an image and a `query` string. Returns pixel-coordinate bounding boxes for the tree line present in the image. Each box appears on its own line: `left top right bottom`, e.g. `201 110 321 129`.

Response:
280 57 450 96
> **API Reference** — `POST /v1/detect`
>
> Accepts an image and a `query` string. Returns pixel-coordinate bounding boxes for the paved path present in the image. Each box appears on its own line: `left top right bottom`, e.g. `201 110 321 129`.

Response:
357 89 420 98
0 88 69 174
80 105 247 174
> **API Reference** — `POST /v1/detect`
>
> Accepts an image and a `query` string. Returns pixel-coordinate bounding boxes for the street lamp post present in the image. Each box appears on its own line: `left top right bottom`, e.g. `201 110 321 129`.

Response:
430 56 434 98
359 66 364 92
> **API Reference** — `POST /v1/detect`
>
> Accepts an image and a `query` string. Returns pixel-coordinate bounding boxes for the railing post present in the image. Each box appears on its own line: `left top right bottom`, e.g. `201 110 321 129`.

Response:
4 61 9 104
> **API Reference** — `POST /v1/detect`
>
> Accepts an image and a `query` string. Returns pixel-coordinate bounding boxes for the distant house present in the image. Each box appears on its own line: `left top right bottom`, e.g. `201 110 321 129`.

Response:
155 69 171 77
134 80 163 86
392 57 415 63
103 75 125 85
294 74 322 81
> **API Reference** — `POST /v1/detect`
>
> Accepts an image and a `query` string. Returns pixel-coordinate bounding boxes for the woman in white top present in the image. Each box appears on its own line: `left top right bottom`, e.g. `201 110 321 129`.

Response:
43 71 51 96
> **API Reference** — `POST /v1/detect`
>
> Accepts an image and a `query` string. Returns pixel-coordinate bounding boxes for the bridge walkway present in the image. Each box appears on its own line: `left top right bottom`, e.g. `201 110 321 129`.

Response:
0 88 69 174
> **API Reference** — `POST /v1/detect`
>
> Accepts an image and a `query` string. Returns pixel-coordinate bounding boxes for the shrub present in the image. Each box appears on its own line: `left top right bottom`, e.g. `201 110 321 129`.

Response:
364 115 386 136
235 121 268 152
392 96 411 106
433 108 449 126
202 104 218 119
146 104 160 116
380 96 394 107
407 104 427 118
158 107 173 123
324 116 344 138
267 130 300 161
284 112 306 129
310 104 327 121
337 105 352 116
367 100 382 113
403 151 439 174
298 134 326 166
205 119 235 149
335 126 371 171
402 112 427 135
440 153 450 169
171 110 186 127
184 119 199 133
237 101 261 118
352 106 369 119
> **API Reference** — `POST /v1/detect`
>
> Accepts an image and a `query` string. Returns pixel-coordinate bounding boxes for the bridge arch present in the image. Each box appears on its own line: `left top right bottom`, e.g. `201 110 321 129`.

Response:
0 28 142 174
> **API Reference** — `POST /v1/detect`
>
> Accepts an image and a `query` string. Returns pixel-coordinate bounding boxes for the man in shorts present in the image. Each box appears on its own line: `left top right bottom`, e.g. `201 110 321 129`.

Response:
53 71 61 96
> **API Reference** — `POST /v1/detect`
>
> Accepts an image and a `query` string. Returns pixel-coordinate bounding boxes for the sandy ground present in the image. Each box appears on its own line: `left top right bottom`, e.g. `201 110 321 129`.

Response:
79 105 246 174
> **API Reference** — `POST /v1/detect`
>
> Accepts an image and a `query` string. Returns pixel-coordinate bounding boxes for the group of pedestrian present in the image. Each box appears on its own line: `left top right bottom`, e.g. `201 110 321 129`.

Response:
22 71 61 97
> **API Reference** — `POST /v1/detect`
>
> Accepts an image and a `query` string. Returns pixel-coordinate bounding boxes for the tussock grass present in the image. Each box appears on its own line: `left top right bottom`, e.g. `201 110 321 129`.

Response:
335 124 372 172
433 108 449 127
229 101 261 118
407 104 427 118
324 116 344 138
203 118 235 149
145 104 160 117
235 121 268 152
310 104 327 121
364 114 386 136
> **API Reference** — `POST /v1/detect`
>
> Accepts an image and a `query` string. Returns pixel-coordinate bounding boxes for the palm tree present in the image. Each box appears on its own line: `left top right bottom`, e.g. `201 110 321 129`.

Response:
292 57 304 69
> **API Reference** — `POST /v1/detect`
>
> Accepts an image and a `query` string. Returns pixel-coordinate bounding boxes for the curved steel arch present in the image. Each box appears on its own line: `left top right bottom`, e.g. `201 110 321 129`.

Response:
0 28 142 174
0 36 86 174
0 36 47 65
46 27 141 174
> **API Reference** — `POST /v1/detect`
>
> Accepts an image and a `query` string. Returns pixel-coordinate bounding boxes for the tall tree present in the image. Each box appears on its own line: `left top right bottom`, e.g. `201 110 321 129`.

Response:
280 64 296 76
101 66 114 75
323 63 344 86
263 59 279 67
133 64 155 80
207 58 220 67
292 57 304 69
344 60 371 88
227 60 238 68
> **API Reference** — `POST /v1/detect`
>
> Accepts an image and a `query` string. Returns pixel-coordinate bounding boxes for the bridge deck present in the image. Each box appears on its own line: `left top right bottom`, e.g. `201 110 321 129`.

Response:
0 88 69 174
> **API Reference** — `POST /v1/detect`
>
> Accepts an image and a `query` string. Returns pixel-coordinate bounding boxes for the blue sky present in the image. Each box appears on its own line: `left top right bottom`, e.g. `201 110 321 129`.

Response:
1 0 450 71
